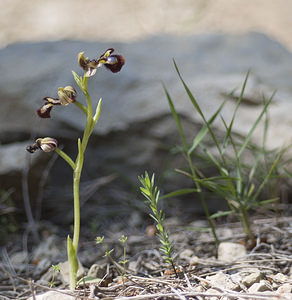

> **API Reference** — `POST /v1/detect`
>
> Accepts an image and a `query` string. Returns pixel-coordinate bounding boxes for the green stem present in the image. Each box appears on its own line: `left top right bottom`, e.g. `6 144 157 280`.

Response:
55 148 75 169
72 168 81 250
74 101 88 116
187 153 219 245
67 74 97 289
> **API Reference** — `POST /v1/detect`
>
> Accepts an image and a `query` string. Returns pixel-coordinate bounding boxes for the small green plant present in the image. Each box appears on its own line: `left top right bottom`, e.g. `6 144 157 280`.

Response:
26 48 125 290
96 235 128 281
163 61 287 242
119 235 129 280
139 172 177 276
49 264 61 288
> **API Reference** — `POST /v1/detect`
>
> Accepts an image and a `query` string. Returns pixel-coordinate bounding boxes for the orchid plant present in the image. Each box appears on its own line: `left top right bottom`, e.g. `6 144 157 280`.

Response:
26 48 125 290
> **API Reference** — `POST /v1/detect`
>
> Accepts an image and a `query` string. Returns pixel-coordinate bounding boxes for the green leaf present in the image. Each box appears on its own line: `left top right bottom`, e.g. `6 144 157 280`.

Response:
173 60 224 160
140 187 150 196
188 100 226 155
224 71 250 148
67 235 78 290
77 276 101 287
210 210 233 219
238 91 275 158
161 188 197 199
93 98 102 125
72 70 84 92
163 83 188 151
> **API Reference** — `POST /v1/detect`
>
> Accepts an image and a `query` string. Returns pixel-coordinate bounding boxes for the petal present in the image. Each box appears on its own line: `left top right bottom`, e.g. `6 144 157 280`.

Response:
36 137 58 152
99 48 114 59
36 103 53 118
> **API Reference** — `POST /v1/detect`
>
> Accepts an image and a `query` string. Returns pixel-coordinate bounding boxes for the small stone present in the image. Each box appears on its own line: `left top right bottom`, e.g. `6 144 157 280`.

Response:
217 242 246 262
27 290 74 300
87 263 106 278
206 288 221 300
248 280 272 292
10 251 28 265
206 272 240 291
272 272 288 283
59 260 84 285
179 249 194 260
242 269 262 287
190 255 199 265
33 235 64 261
277 283 292 294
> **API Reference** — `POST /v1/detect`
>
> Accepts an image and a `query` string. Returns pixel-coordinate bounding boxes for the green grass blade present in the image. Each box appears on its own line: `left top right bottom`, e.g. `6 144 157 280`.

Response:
238 91 275 158
188 100 226 155
163 83 188 151
210 210 233 219
173 60 225 161
252 146 285 201
161 188 198 199
224 71 250 149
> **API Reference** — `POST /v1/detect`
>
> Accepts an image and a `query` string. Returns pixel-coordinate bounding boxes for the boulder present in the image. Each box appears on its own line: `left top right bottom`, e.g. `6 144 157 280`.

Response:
1 33 292 221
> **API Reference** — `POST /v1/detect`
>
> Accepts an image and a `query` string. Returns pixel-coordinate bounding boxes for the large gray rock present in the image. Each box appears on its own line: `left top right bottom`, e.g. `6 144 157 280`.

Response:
0 33 291 146
1 33 292 221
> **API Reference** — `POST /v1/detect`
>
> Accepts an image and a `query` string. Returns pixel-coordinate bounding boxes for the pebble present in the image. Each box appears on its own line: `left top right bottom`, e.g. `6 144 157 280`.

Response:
241 269 262 287
217 242 247 262
206 272 240 291
27 290 75 300
248 279 272 292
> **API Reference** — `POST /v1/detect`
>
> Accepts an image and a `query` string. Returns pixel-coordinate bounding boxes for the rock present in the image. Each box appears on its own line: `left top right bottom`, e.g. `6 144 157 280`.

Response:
10 251 28 272
0 142 41 174
10 251 28 265
206 272 240 291
248 279 272 292
217 242 246 262
2 33 292 220
241 269 262 287
205 288 221 300
27 290 74 300
33 235 64 261
272 272 288 284
87 263 106 278
59 260 85 285
277 283 292 294
179 249 195 260
0 33 292 147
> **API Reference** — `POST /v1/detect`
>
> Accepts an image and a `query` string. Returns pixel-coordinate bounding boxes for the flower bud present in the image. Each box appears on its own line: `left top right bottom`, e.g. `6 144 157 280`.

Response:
78 52 89 70
57 86 77 106
36 137 58 152
26 137 58 153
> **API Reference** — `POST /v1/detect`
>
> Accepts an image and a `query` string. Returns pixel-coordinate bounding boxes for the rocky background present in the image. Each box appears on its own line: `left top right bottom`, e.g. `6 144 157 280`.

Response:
1 0 292 238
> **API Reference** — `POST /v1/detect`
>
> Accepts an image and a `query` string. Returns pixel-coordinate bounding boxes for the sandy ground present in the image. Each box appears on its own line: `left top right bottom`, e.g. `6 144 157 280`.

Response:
1 0 292 50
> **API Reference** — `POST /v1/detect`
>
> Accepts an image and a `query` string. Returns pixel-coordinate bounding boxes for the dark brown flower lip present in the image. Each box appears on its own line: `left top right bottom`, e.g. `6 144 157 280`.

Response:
36 97 61 118
104 54 125 73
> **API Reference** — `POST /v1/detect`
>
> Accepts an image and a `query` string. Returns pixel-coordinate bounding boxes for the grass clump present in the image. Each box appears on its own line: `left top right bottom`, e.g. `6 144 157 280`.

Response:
163 61 289 242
